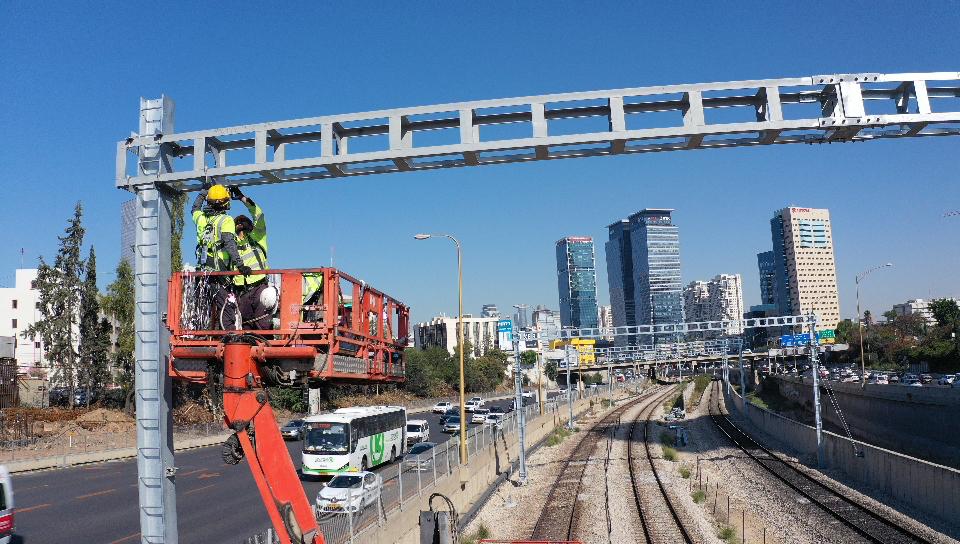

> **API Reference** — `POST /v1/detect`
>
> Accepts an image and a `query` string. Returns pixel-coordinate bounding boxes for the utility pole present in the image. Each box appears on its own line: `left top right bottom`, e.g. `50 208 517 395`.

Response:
511 333 528 484
565 345 576 429
809 321 824 467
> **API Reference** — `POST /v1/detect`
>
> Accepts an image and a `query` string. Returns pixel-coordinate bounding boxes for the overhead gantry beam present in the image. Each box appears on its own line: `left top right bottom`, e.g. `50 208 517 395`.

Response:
117 71 960 192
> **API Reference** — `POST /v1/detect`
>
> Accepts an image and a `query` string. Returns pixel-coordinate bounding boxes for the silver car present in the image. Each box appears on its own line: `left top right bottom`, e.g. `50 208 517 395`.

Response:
315 472 382 514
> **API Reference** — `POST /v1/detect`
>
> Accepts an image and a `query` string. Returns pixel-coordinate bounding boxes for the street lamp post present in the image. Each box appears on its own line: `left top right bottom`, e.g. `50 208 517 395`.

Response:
415 233 467 464
855 263 893 387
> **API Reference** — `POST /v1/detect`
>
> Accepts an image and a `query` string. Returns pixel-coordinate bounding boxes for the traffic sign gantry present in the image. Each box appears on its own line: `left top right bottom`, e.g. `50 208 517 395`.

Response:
118 71 960 542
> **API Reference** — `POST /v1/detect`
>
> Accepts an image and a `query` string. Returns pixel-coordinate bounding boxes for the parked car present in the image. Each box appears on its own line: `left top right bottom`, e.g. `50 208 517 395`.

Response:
919 374 934 384
404 442 436 471
903 378 923 387
406 419 430 445
888 374 901 383
937 375 956 386
0 466 14 544
471 409 490 424
280 419 306 440
432 401 451 414
315 472 381 514
442 416 461 433
952 375 960 388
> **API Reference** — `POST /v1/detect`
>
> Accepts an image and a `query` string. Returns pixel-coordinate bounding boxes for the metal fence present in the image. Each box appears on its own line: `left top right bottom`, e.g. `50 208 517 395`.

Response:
241 387 616 543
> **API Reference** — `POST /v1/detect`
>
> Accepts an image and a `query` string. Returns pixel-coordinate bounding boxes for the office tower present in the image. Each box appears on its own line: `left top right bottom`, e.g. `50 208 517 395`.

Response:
757 251 776 306
628 209 684 339
684 274 744 337
768 207 841 329
683 281 711 324
556 237 599 329
605 219 635 340
481 304 500 318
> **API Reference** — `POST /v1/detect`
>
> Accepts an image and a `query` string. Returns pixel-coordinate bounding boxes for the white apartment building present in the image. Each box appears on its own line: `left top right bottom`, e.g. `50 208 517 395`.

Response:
414 314 501 357
683 274 744 337
0 269 48 373
892 298 957 326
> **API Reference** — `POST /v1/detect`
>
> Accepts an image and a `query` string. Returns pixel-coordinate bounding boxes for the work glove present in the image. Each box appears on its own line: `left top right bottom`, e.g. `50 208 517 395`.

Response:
238 265 253 276
229 186 245 200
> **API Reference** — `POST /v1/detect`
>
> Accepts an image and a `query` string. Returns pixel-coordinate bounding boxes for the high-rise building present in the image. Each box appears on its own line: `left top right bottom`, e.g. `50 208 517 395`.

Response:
598 304 613 330
556 237 599 329
683 274 744 337
605 220 635 340
513 306 528 330
628 209 684 339
531 304 562 338
766 207 841 329
757 251 776 306
683 281 711 324
481 304 500 318
120 199 137 267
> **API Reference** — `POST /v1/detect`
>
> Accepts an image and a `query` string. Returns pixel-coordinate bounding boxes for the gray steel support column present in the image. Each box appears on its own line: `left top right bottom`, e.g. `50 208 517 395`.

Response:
134 184 177 543
808 327 825 468
511 338 527 484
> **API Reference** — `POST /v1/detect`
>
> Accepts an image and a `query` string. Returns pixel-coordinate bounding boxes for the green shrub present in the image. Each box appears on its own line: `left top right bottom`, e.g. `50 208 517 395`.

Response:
662 446 678 461
660 431 674 446
679 466 691 479
691 490 706 503
718 526 737 543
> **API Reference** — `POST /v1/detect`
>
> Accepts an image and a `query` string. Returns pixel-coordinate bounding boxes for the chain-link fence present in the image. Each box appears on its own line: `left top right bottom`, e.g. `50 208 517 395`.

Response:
241 387 614 543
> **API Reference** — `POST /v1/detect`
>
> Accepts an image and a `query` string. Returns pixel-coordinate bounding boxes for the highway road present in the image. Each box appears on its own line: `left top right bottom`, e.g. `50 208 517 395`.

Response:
10 396 523 543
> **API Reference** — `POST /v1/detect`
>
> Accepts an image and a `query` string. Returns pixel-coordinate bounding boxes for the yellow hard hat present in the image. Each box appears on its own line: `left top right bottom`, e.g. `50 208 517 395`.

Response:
207 184 230 202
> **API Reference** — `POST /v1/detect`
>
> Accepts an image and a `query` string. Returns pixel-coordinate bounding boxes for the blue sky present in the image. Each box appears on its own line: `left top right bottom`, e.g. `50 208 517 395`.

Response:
1 2 958 324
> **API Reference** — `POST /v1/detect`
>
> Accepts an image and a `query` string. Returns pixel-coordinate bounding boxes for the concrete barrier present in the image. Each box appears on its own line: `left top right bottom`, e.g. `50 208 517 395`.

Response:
773 375 960 469
724 386 960 531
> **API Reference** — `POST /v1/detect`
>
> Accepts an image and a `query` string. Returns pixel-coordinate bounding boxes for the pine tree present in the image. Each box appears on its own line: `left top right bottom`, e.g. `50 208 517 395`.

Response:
78 246 111 405
102 258 135 411
25 202 85 408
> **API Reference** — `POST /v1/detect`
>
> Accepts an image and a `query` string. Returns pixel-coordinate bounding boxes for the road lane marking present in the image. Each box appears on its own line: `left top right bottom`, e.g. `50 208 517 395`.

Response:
110 532 140 543
179 468 206 477
197 472 220 479
13 483 50 492
16 503 52 513
75 488 117 500
184 483 216 495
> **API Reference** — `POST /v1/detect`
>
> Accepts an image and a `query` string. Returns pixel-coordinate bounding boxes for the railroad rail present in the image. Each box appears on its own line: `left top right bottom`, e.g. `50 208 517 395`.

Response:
709 382 935 544
528 387 660 541
628 386 697 544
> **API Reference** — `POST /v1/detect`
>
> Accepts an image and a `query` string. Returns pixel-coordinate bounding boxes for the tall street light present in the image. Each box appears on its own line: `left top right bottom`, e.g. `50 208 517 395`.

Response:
414 233 468 464
856 262 893 387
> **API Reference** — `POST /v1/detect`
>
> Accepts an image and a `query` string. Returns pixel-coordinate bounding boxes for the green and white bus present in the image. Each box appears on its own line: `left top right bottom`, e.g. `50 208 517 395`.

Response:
301 406 406 477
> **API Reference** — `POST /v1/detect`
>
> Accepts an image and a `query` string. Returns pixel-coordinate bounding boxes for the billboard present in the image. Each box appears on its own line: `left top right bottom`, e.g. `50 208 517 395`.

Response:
817 329 836 344
497 319 513 350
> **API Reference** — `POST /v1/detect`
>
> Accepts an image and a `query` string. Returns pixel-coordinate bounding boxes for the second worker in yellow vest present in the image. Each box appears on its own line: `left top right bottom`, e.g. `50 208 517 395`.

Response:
230 186 274 330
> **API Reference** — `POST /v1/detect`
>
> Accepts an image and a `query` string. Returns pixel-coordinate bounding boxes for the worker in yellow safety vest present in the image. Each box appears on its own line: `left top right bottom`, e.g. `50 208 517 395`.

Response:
229 186 275 330
191 182 248 329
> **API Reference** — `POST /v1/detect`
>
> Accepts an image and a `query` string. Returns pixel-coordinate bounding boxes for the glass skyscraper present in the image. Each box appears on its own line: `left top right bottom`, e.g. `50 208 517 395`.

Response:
605 220 635 344
556 237 599 329
756 250 776 306
628 209 684 339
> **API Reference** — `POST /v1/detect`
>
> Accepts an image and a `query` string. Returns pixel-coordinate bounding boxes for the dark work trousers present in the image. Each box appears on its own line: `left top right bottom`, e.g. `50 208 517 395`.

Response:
210 279 241 330
237 281 273 330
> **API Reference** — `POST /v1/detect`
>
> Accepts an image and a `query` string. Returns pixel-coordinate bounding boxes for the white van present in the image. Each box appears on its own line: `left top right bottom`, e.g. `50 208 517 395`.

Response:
0 466 14 543
406 419 430 445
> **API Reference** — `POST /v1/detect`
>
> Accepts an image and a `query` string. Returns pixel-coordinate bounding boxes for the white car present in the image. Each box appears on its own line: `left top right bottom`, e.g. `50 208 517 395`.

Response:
468 396 485 408
464 400 480 413
486 413 504 428
471 409 490 424
937 375 956 386
432 401 452 414
406 419 429 445
316 472 382 514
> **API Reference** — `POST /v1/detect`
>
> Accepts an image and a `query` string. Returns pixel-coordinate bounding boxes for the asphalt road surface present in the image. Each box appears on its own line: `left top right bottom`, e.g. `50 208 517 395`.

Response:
11 397 521 544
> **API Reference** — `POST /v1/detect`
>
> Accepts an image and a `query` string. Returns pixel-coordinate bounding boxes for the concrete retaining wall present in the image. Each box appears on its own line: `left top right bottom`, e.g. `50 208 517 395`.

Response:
360 394 610 544
723 386 960 531
773 376 960 468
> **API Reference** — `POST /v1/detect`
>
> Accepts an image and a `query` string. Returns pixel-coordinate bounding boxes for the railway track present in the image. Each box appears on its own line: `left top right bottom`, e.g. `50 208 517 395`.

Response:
709 381 936 544
627 385 697 544
529 387 661 542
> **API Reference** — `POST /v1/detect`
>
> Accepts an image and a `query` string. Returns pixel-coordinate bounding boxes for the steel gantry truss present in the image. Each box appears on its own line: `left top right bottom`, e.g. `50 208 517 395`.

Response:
118 72 960 191
117 71 958 543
